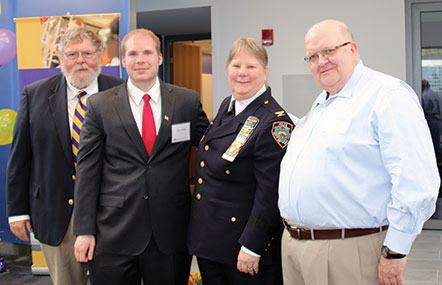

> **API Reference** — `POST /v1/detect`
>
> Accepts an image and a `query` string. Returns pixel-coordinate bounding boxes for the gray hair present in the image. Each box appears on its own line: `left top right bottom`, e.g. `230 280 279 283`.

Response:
57 28 104 55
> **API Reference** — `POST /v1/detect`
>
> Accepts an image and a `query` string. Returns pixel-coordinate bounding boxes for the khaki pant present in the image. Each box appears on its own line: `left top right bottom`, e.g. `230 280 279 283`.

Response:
40 216 88 285
281 223 386 285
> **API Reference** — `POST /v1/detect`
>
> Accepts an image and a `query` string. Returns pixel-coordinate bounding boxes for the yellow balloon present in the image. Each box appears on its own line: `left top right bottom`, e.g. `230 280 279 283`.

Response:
0 109 17 146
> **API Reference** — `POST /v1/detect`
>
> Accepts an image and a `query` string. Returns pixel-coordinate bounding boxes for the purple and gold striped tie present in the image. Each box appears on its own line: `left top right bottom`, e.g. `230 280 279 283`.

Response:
72 90 87 168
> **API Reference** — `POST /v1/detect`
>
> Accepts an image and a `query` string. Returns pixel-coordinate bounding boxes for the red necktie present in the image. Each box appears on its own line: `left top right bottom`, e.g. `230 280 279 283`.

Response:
142 94 156 155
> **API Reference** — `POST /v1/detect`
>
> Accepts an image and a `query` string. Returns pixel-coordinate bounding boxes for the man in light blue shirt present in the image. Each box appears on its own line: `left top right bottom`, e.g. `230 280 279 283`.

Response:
279 19 440 285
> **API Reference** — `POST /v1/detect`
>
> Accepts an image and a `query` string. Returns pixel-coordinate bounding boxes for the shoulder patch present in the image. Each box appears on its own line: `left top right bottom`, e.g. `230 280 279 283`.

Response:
272 121 293 148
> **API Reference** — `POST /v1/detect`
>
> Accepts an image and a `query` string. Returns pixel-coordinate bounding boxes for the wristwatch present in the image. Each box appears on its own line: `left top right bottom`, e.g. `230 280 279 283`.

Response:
381 245 406 259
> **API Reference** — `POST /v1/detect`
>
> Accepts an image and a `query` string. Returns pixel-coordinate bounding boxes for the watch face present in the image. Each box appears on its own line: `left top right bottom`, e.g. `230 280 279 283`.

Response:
381 246 388 257
381 245 406 259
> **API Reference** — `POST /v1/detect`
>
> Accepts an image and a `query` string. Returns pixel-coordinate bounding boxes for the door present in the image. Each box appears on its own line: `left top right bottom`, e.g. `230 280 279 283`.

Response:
407 0 442 229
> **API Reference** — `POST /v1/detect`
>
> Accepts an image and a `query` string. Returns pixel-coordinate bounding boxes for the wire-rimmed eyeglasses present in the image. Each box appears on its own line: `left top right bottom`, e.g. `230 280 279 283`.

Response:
64 50 97 60
304 42 351 63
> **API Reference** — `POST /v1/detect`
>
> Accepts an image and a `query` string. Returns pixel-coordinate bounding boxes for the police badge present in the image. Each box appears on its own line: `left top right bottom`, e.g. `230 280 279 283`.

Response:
272 121 293 148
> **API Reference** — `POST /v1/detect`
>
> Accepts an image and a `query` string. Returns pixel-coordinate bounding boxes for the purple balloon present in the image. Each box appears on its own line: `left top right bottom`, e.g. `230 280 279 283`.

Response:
0 29 17 66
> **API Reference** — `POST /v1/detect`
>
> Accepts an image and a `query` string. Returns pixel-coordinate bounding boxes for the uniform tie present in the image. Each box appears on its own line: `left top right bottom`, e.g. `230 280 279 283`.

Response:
142 94 156 155
221 100 236 124
229 100 236 116
72 90 88 168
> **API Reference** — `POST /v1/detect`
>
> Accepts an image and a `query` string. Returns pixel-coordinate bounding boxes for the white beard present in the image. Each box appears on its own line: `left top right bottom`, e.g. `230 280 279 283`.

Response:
62 63 101 89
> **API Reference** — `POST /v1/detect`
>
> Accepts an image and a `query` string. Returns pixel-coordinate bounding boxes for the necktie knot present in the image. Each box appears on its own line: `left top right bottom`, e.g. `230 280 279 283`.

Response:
77 90 87 100
143 94 151 103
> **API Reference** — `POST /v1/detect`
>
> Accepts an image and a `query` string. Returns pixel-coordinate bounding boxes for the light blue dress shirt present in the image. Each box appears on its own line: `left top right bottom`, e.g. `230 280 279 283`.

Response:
278 61 440 254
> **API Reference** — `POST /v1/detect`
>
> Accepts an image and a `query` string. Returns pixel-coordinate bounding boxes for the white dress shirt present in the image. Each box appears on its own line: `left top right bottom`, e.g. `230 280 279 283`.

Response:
278 61 440 254
229 84 266 116
127 77 162 136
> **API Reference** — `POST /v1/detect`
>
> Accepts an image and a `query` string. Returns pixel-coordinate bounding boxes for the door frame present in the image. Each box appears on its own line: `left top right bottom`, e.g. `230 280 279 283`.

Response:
162 33 211 83
406 0 442 229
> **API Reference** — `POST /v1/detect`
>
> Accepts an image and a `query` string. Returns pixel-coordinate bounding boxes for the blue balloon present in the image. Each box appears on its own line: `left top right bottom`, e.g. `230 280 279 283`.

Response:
0 29 17 66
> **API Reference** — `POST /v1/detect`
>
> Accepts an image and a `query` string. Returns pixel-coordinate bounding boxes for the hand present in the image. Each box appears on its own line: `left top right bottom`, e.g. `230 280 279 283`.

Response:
9 220 32 242
74 235 95 263
378 256 407 285
237 249 260 276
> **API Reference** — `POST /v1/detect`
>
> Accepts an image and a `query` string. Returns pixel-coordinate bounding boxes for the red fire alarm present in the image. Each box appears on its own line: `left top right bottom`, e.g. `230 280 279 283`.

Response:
262 29 273 46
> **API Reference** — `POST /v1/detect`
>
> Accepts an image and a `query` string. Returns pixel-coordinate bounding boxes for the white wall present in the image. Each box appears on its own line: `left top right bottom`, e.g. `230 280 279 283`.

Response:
137 0 407 118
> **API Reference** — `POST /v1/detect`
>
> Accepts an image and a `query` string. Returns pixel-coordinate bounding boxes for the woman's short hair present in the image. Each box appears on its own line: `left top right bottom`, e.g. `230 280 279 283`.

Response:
226 37 268 68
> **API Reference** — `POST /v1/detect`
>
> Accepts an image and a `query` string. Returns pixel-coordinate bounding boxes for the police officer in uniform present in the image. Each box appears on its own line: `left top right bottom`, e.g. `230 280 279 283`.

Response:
188 37 294 285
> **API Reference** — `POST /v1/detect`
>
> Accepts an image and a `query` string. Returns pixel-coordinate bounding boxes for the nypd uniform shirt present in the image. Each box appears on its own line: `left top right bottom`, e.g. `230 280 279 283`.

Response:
188 86 294 265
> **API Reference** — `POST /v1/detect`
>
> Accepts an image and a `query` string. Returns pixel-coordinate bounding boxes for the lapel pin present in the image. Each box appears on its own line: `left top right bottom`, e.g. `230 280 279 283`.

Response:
164 115 169 121
275 111 285 117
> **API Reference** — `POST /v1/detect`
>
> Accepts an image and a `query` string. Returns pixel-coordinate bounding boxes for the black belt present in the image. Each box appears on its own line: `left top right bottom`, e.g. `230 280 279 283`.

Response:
284 220 388 240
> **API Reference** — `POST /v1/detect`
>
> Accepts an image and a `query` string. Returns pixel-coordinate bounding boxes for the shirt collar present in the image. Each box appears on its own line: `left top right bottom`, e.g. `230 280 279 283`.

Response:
315 60 364 107
127 77 161 105
66 77 99 100
229 84 267 112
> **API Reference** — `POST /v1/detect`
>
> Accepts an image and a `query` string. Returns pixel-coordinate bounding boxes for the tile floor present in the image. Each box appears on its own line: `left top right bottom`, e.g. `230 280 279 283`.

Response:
405 230 442 284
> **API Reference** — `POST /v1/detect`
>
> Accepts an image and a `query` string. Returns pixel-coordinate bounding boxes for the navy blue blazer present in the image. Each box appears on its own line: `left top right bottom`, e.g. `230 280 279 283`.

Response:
7 73 124 246
188 87 294 265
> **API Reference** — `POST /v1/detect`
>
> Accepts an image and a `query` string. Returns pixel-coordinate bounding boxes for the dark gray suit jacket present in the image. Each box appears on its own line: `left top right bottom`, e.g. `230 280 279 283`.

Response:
73 80 209 255
7 73 124 246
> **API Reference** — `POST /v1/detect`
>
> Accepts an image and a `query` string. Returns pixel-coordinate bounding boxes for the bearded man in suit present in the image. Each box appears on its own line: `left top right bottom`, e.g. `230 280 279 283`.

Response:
7 28 124 285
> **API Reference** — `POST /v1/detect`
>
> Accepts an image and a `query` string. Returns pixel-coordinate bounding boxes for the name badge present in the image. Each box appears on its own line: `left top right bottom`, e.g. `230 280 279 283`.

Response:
222 116 259 162
171 122 191 143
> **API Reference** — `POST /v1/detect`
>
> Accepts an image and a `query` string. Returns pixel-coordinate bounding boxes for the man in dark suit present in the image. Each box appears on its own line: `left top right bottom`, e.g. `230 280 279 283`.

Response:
73 29 209 285
6 28 124 285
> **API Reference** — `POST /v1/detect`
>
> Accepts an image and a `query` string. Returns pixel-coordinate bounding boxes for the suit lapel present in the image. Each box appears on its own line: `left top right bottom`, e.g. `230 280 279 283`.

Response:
48 75 75 167
97 74 109 91
113 82 149 161
148 81 175 162
204 97 243 142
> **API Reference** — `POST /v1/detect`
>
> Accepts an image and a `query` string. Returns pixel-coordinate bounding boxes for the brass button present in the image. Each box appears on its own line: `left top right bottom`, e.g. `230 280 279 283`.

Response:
264 100 269 104
265 248 268 252
196 193 201 200
225 170 231 175
68 199 74 206
200 161 205 168
198 178 203 184
267 243 271 246
204 145 209 151
72 175 76 180
231 217 237 222
271 237 275 240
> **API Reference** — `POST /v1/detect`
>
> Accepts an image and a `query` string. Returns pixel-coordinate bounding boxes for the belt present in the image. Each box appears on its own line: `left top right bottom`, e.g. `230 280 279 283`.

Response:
283 220 388 240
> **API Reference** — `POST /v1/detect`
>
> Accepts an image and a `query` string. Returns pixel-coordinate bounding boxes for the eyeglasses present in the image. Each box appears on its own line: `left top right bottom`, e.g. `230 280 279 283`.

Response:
64 50 97 60
304 42 351 63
